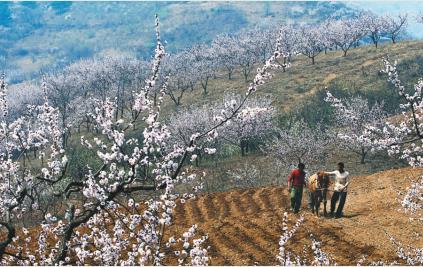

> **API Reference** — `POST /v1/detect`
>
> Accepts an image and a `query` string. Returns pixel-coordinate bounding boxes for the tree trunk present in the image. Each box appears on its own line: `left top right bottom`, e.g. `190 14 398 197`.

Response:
360 148 367 164
201 78 209 95
115 101 119 121
120 98 125 119
243 66 250 83
343 50 348 57
62 132 67 148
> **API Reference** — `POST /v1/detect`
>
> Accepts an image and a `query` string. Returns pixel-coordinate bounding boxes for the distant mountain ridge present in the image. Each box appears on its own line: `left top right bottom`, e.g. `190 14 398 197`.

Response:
1 1 360 83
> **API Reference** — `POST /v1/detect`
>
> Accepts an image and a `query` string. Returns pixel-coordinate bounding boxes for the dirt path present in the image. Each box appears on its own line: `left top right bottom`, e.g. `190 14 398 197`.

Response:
170 167 423 265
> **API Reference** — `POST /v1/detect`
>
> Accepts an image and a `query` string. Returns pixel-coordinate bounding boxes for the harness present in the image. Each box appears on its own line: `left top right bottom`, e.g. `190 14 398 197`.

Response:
309 173 333 192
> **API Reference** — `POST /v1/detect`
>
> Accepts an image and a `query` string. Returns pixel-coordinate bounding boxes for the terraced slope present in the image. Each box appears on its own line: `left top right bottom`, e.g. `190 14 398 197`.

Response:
169 167 423 265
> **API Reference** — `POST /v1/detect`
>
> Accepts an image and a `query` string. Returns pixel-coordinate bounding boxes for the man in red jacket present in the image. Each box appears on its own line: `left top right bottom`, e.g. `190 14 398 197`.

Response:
287 163 306 213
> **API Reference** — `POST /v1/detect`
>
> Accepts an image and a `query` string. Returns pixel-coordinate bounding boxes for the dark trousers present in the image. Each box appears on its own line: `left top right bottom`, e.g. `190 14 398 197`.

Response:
290 186 303 213
307 191 313 209
330 191 347 216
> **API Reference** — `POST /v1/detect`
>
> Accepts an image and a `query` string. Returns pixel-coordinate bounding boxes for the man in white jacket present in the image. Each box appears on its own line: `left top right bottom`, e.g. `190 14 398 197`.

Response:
325 162 350 218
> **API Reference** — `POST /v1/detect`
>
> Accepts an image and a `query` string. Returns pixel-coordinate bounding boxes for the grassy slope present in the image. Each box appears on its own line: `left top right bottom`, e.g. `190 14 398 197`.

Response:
158 41 423 192
61 41 422 194
160 41 423 115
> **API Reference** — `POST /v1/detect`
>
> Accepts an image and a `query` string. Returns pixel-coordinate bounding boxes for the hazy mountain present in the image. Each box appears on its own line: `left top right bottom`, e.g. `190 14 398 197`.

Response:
1 1 361 83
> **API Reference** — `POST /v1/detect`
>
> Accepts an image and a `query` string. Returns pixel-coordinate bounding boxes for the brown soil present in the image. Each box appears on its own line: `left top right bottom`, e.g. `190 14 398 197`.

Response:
170 167 423 265
3 167 422 265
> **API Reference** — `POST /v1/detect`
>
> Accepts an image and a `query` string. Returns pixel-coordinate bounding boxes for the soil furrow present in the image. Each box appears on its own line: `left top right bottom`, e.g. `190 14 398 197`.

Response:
192 195 206 223
196 228 232 266
269 187 286 209
210 227 256 265
257 188 273 211
200 193 218 221
185 198 202 224
217 224 267 264
215 192 230 220
174 200 191 226
243 220 280 244
224 193 244 218
252 188 268 211
241 189 261 214
228 221 278 265
230 193 247 216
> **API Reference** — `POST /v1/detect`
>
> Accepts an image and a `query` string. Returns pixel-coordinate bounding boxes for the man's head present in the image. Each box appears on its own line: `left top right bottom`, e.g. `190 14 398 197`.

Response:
338 162 345 171
298 162 305 171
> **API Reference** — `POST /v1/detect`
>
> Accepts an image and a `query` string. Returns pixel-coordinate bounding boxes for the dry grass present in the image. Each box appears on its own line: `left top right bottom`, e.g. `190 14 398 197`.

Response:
159 41 423 116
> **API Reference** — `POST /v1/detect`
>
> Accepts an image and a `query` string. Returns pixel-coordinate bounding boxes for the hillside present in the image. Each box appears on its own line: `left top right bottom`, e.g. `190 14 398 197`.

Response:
2 3 423 265
160 40 423 117
155 41 422 194
169 167 423 265
1 1 358 83
46 41 420 196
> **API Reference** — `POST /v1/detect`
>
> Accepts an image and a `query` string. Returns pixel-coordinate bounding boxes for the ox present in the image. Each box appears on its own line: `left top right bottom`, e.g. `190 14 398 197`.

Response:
307 171 331 216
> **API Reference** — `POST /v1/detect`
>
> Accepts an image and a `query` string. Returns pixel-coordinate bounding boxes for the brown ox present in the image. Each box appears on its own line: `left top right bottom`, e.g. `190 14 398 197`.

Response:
307 171 331 216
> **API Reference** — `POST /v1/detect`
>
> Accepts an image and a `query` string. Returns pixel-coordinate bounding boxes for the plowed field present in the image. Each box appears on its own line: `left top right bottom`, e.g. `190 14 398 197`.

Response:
170 167 423 265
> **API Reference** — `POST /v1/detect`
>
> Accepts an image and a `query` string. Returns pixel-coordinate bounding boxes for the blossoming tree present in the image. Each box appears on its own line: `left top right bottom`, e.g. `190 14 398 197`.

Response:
326 18 366 56
325 94 387 164
0 15 291 265
360 12 388 49
219 93 276 156
263 119 332 170
298 26 325 65
382 14 408 44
